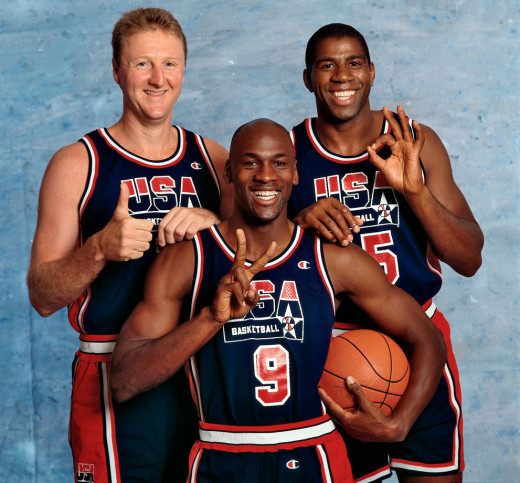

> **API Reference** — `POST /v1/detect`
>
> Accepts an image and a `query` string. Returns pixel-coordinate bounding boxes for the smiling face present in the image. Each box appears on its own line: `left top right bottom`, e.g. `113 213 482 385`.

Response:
226 119 298 225
113 29 185 124
304 36 375 123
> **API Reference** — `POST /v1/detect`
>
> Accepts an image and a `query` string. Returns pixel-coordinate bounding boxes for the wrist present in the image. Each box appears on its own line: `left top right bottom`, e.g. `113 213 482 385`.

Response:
386 413 411 442
403 183 430 208
201 306 227 328
86 232 108 264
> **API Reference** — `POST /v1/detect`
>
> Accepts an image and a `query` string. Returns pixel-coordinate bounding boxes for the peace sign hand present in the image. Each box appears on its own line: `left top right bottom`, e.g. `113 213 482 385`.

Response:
210 229 277 325
367 105 426 197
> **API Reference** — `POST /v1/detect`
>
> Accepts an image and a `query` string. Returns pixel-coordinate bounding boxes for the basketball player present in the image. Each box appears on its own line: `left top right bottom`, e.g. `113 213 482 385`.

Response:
110 118 446 482
26 8 232 483
287 23 484 483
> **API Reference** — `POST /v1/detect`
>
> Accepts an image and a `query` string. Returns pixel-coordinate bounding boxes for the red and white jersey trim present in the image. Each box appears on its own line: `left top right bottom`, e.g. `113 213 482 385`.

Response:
97 126 187 168
208 224 304 269
198 415 335 447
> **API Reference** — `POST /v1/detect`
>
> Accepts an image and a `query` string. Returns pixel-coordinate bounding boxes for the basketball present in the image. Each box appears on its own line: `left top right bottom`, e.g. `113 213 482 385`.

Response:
320 329 410 415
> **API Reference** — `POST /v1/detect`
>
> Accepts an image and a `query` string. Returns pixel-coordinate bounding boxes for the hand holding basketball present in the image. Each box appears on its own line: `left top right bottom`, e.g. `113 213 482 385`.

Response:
319 376 403 442
319 329 410 442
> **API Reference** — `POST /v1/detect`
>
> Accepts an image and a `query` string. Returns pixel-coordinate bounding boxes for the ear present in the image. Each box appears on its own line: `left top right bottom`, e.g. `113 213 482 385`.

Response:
293 158 299 186
303 69 314 93
112 58 120 85
224 159 232 184
369 62 375 87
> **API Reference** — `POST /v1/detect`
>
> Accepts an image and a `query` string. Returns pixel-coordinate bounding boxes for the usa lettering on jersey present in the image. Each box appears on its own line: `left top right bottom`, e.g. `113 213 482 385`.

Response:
223 280 304 343
122 175 202 217
315 171 400 228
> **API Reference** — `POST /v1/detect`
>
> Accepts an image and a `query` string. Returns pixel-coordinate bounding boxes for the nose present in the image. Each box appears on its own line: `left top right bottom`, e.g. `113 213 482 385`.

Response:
149 64 165 86
332 64 353 82
254 162 276 182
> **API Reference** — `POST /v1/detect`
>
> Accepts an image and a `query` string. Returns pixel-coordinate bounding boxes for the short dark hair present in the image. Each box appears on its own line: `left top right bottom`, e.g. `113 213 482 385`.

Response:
305 23 371 71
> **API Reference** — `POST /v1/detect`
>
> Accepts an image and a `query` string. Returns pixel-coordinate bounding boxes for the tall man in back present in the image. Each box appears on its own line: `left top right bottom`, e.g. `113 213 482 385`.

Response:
27 7 231 482
288 23 484 483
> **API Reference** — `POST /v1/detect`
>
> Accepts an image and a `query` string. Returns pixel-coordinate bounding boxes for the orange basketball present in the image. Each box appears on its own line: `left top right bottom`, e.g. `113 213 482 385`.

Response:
320 329 409 415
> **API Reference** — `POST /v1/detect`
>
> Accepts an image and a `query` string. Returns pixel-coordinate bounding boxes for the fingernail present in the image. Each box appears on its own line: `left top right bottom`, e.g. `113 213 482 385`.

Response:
347 376 356 385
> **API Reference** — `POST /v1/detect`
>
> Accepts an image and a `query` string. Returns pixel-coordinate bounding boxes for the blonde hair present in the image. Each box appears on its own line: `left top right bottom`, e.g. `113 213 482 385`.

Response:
112 7 187 65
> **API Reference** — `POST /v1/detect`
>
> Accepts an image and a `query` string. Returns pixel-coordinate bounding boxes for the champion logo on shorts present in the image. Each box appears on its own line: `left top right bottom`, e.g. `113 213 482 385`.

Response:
77 463 94 482
286 459 300 469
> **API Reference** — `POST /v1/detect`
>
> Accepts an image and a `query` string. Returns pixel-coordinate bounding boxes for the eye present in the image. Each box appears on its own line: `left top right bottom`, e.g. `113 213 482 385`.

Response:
318 62 334 70
132 60 151 70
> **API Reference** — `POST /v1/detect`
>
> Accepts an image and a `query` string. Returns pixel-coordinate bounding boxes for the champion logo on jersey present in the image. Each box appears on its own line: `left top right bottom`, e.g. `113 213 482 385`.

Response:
286 459 300 469
191 161 203 170
298 260 311 269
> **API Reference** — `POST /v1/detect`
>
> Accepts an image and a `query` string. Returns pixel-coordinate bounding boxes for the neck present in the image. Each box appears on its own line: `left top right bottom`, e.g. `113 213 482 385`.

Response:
108 113 177 160
314 108 383 156
220 216 295 261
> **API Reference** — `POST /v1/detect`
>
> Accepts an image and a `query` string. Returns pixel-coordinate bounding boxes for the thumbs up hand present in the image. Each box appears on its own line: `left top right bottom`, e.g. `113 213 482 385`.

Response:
95 183 154 262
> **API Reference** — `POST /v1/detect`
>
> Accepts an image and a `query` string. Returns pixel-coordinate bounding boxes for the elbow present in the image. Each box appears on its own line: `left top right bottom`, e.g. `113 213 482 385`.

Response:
28 293 57 318
109 372 132 403
454 253 483 277
460 231 485 277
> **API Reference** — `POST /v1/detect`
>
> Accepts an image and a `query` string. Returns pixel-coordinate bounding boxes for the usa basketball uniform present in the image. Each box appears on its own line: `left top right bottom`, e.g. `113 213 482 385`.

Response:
69 126 221 483
185 225 353 482
288 116 464 480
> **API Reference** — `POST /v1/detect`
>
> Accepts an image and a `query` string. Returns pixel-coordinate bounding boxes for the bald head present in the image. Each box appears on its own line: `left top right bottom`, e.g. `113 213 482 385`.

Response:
229 118 293 161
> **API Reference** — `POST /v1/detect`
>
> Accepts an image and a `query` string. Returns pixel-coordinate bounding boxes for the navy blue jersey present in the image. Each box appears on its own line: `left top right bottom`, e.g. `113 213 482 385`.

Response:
69 126 221 334
187 225 336 426
288 116 442 307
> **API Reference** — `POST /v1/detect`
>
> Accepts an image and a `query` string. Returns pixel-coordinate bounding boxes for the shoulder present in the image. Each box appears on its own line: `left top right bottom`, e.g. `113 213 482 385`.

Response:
202 137 228 164
416 123 454 178
41 141 90 196
322 240 386 295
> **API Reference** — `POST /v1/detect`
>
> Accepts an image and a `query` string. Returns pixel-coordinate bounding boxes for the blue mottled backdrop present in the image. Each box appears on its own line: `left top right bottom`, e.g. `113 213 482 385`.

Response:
1 1 518 481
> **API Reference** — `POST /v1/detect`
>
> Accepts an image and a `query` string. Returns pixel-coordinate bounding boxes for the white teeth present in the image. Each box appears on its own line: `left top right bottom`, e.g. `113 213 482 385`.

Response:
253 190 278 200
332 90 355 99
145 90 165 95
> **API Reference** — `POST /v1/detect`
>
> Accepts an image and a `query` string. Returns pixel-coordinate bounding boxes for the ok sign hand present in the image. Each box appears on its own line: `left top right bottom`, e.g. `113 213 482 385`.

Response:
367 105 425 198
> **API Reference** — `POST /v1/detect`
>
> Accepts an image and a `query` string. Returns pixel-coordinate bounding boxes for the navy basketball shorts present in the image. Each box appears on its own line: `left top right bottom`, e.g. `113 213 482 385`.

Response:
70 334 198 483
187 415 354 482
341 302 464 482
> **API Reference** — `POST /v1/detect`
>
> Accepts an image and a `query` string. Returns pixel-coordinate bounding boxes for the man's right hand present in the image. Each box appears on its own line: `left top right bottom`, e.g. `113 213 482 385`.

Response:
210 229 276 324
293 197 363 246
95 183 154 262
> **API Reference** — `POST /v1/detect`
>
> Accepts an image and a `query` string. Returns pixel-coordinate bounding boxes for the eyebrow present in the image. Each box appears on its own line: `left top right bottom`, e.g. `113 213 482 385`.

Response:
240 152 292 159
315 54 366 64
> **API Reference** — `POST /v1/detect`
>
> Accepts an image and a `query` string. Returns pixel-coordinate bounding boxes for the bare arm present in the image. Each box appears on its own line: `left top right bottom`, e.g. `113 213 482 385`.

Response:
367 105 484 276
323 242 446 442
155 138 233 247
110 229 275 402
27 143 153 317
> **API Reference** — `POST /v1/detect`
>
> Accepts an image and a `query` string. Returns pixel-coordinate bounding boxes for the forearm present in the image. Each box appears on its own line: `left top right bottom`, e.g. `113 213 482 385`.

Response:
405 185 483 276
388 330 447 441
110 307 221 402
27 235 107 317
